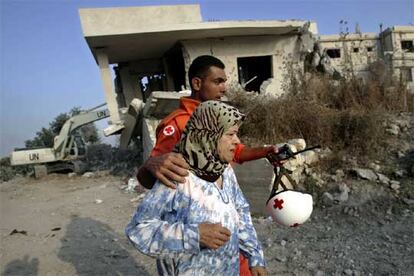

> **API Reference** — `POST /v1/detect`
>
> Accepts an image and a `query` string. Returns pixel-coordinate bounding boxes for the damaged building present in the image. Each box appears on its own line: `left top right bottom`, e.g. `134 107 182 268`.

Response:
79 4 317 99
78 4 412 215
79 4 413 156
381 26 414 86
79 4 317 156
318 32 379 78
318 25 414 89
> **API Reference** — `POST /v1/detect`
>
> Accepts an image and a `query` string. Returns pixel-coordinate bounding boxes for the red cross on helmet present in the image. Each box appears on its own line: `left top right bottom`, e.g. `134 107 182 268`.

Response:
266 190 313 227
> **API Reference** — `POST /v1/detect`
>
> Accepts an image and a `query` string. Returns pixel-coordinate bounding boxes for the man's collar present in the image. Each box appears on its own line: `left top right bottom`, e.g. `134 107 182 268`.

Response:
180 97 201 114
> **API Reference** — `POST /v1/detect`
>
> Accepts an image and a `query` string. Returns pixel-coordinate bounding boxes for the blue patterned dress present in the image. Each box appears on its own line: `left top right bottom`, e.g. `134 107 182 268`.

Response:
126 166 265 275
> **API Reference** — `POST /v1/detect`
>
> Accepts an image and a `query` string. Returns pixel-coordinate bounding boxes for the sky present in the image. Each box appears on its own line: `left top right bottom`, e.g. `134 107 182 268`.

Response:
1 0 413 157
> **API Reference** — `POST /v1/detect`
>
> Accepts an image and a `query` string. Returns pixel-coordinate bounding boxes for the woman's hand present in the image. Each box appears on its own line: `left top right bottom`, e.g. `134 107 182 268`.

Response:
198 222 231 249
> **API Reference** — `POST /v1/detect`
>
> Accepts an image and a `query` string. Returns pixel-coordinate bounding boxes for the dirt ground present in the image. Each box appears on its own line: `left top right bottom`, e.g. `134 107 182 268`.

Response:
1 171 413 276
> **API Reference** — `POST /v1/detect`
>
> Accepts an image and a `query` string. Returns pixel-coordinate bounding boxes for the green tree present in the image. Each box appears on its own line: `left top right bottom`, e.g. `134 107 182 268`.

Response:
25 127 55 148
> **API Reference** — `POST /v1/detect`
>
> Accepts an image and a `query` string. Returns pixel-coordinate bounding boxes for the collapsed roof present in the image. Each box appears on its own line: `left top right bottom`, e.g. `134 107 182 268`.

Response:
79 4 316 64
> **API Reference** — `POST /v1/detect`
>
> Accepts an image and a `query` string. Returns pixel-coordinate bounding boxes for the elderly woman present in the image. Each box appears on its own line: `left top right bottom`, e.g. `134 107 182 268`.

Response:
126 101 266 276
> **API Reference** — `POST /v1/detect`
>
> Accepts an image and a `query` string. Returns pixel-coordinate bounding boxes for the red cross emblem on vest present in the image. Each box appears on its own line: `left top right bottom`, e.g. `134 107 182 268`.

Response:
163 125 175 136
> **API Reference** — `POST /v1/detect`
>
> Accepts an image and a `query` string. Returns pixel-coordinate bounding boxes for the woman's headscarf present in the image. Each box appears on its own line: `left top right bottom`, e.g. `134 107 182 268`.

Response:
174 100 245 182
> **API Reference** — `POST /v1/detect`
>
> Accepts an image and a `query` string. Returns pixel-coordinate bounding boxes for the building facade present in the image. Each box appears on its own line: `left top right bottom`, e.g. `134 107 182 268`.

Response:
319 25 414 87
79 5 414 150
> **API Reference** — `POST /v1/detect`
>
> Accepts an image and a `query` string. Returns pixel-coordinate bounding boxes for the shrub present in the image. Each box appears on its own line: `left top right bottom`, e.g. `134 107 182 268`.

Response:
85 143 142 176
0 157 31 182
0 157 15 182
229 65 413 160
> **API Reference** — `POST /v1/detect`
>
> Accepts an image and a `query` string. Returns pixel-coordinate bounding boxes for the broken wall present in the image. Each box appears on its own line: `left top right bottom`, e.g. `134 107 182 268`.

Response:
382 26 414 84
318 26 414 87
115 59 167 105
181 35 305 97
319 34 380 77
383 26 414 52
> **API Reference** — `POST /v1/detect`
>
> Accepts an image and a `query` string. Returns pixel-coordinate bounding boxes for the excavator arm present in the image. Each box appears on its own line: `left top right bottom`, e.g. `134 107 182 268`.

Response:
53 106 109 158
11 104 110 166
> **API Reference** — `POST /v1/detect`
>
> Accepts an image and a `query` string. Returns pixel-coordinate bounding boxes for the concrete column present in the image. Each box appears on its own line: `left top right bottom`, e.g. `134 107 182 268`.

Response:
411 67 414 82
96 49 121 124
163 57 175 91
119 65 142 104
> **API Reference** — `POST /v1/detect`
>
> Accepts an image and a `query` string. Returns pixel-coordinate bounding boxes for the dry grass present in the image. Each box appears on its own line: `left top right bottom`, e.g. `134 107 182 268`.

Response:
229 63 413 159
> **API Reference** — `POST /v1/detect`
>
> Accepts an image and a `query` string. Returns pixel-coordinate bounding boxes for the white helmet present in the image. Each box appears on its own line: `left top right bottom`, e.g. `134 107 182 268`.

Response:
266 190 313 227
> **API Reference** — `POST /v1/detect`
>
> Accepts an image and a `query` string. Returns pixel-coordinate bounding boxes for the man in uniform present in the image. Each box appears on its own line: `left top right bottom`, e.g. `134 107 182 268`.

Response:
137 55 274 276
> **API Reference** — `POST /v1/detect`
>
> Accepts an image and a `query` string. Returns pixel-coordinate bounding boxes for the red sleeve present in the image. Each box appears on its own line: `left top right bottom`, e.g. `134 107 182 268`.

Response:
150 119 182 157
232 143 246 164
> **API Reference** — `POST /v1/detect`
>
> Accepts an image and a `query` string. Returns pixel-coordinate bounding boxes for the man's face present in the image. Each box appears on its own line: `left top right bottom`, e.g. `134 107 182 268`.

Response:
217 124 240 163
193 66 227 102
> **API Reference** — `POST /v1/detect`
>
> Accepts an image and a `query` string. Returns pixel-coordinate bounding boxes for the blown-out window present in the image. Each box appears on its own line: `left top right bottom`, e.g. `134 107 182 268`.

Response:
401 40 414 51
237 56 272 92
326 49 341 59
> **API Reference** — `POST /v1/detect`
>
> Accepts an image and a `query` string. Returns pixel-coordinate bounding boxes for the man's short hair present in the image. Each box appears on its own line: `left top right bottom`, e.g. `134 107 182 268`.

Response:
188 55 225 89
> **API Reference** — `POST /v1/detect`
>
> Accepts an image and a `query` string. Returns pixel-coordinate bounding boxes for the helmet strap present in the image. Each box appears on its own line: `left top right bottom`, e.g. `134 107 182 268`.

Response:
266 166 298 204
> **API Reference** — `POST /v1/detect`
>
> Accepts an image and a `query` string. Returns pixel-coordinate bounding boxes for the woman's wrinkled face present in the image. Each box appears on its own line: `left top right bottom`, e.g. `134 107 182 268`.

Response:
217 125 241 163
